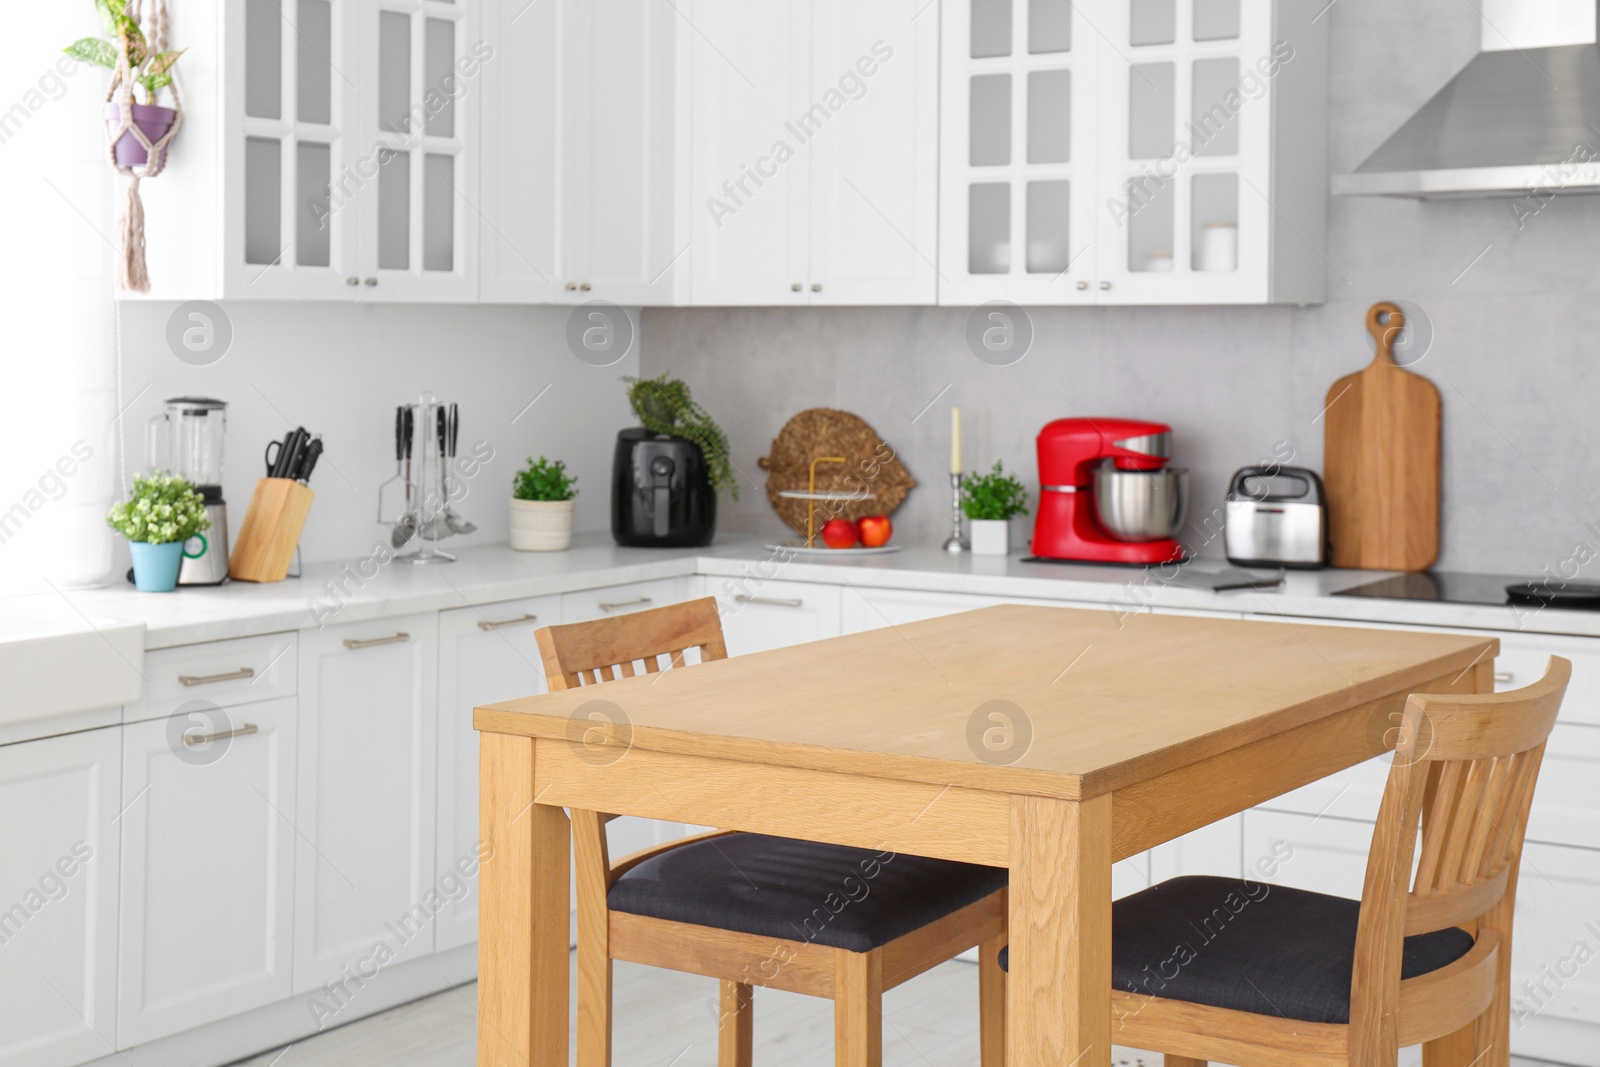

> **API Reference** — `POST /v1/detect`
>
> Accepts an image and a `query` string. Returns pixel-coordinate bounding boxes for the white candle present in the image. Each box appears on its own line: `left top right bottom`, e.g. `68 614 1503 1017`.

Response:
951 407 962 475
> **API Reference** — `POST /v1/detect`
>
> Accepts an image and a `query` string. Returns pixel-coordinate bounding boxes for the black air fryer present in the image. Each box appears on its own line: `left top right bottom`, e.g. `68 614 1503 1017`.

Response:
611 429 716 547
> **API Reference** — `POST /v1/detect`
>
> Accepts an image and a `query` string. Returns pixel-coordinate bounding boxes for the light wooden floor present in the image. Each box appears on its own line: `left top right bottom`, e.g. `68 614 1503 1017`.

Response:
230 955 1560 1067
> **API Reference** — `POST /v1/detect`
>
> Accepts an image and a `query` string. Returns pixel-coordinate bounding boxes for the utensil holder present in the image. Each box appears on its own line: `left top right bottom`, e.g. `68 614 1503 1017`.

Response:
229 477 314 582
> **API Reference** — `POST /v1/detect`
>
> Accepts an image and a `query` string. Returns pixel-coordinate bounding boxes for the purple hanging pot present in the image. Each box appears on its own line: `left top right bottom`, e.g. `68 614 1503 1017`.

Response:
103 101 177 168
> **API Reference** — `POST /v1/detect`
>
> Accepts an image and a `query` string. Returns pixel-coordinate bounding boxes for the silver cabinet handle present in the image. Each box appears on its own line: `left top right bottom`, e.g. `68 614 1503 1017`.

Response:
1494 671 1514 683
564 282 577 291
791 282 802 292
811 283 822 292
478 614 539 631
364 277 378 286
579 282 592 291
1076 280 1089 290
178 667 256 687
598 597 652 612
734 595 803 608
1099 280 1112 290
345 276 359 286
343 632 410 650
184 722 258 746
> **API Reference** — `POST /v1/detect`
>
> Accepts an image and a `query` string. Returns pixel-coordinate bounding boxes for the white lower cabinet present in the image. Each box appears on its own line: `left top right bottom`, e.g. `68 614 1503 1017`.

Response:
294 614 439 994
1149 814 1245 884
702 577 843 656
840 587 1000 633
560 577 691 625
0 727 121 1067
436 595 559 952
1508 842 1600 1065
1241 807 1370 899
116 699 297 1047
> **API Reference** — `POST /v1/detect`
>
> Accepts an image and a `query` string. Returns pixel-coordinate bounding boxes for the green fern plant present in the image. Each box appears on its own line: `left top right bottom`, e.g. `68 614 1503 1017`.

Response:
624 375 738 499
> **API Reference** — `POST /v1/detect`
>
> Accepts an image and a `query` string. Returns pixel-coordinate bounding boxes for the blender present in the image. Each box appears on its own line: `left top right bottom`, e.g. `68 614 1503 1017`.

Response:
147 397 231 585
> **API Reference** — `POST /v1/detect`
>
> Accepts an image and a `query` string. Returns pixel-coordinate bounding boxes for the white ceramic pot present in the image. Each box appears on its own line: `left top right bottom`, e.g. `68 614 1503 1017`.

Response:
509 498 574 551
969 518 1010 556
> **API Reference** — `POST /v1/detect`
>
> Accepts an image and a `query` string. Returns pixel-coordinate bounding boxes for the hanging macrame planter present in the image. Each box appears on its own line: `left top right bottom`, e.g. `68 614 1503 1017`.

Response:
88 0 185 292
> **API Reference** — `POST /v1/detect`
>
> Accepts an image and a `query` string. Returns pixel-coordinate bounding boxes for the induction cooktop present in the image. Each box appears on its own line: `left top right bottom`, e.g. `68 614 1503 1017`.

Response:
1332 572 1600 611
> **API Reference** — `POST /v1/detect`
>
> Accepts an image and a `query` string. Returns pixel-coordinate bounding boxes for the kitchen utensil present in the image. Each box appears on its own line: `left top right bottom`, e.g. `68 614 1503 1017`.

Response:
1092 463 1189 542
1323 302 1441 571
147 397 231 585
1224 465 1329 569
612 428 718 547
391 407 418 548
442 403 477 536
377 407 406 522
1030 417 1186 564
418 408 454 539
294 435 323 483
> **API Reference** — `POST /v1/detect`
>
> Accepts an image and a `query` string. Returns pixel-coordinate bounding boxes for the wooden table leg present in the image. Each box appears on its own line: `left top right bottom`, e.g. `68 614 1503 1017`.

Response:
479 733 570 1067
1009 793 1113 1067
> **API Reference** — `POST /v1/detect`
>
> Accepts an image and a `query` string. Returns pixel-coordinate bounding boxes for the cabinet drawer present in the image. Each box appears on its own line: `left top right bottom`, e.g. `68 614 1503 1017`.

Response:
560 577 690 625
126 632 297 724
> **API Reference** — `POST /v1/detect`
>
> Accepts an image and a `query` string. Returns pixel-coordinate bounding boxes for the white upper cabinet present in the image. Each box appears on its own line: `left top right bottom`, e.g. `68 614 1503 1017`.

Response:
481 0 686 305
940 0 1328 306
137 0 480 301
939 0 1103 305
689 0 940 306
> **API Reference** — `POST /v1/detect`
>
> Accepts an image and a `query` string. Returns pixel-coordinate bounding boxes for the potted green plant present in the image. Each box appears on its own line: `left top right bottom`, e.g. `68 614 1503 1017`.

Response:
66 0 186 168
961 461 1029 557
107 473 210 591
510 457 577 551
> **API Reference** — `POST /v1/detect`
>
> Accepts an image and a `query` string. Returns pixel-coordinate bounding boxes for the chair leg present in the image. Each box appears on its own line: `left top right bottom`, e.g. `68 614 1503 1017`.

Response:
717 980 753 1067
834 949 884 1067
979 932 1006 1067
575 934 611 1067
1423 1018 1482 1067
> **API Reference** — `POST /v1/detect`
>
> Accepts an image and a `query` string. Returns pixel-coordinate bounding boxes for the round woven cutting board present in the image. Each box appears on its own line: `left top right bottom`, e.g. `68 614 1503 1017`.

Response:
758 409 916 536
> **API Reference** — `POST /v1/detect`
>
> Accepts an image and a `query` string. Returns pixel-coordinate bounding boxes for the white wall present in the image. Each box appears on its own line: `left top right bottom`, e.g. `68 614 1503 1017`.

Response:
113 301 640 568
640 0 1600 575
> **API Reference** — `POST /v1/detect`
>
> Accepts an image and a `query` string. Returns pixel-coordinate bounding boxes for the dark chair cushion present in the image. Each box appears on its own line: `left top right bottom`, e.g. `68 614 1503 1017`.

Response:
998 876 1475 1024
607 832 1008 953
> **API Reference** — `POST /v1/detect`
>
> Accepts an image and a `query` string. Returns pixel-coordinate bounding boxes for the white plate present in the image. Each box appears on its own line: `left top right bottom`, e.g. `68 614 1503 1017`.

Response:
763 541 903 556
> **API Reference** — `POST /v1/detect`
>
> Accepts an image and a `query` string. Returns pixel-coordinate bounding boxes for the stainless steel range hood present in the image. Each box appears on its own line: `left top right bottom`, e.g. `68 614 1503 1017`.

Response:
1334 0 1600 199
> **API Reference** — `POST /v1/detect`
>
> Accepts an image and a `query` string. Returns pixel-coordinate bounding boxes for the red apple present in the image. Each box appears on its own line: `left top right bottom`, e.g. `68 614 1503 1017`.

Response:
857 514 892 548
820 518 858 549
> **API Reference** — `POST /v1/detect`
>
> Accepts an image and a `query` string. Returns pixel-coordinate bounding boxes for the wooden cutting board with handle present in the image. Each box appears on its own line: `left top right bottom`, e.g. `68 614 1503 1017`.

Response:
1323 301 1441 571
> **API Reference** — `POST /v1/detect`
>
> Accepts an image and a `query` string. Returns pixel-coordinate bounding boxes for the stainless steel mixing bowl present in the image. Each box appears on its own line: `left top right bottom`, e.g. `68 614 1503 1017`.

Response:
1092 464 1189 543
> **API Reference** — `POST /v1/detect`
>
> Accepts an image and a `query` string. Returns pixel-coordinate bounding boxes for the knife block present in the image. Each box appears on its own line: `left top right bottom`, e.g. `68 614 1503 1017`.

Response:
229 478 314 583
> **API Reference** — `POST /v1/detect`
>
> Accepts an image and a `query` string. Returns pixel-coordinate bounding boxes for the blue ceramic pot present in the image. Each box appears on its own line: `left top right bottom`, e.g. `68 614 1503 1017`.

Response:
129 538 205 592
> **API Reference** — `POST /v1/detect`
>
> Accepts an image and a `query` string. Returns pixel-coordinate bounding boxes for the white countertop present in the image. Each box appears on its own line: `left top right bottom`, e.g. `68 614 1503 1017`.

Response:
18 531 1600 649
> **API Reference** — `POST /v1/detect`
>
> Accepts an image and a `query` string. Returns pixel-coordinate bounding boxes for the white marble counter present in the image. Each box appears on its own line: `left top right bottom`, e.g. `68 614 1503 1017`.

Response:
17 530 1600 649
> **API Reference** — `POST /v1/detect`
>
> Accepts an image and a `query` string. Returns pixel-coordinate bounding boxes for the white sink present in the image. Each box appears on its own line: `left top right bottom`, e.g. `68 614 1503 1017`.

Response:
0 611 145 731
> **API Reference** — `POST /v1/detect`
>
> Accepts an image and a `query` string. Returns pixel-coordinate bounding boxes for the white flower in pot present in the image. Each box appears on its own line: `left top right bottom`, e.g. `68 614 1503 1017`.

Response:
960 461 1029 557
510 456 577 551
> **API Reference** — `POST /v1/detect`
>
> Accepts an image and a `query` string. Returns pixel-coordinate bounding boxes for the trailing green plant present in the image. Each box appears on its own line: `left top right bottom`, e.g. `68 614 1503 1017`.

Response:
65 0 185 104
512 457 578 502
624 374 738 499
107 473 210 544
960 461 1030 521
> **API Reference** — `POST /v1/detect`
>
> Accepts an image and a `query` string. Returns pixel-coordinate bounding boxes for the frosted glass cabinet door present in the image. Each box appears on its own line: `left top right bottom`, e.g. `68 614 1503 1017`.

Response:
939 0 1101 305
355 0 479 301
230 0 359 297
1093 0 1271 303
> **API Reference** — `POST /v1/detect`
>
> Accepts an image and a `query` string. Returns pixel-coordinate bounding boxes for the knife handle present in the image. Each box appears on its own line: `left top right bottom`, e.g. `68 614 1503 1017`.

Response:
297 436 324 483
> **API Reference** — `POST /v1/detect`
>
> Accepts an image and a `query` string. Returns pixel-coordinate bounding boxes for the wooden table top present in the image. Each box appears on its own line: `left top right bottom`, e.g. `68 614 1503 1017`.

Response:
475 604 1497 800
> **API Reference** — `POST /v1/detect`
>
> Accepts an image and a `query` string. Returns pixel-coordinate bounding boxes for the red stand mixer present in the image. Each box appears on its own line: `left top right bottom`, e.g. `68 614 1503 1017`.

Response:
1030 417 1188 564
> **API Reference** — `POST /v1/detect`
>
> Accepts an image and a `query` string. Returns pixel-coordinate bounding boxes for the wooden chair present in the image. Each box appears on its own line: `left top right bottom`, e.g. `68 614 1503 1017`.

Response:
1038 655 1571 1067
536 597 1009 1067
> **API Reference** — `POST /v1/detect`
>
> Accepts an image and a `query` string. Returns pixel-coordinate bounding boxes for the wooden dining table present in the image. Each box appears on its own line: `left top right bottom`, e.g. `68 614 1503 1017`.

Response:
472 603 1497 1067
